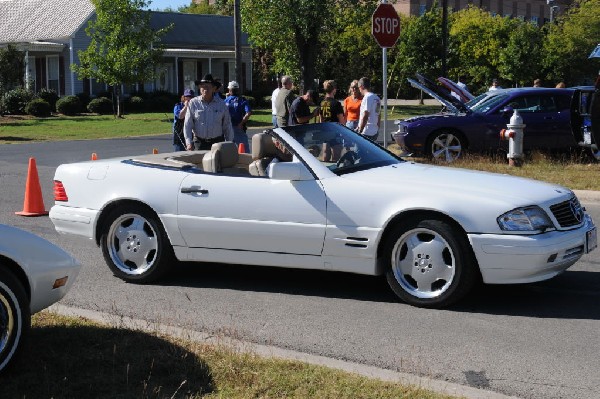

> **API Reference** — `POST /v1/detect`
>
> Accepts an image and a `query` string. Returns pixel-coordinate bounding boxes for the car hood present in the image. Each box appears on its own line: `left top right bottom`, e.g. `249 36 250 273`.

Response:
344 163 571 208
408 74 470 114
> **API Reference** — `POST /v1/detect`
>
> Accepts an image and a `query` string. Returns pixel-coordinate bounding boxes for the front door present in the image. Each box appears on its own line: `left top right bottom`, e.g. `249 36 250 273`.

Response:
177 173 327 256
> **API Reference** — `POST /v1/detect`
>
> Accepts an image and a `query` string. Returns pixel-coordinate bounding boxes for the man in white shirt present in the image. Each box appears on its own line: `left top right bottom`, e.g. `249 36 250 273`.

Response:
356 77 381 141
271 81 281 127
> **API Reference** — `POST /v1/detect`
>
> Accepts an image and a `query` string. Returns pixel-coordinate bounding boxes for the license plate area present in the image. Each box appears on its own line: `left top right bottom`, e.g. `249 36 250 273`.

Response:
586 226 597 254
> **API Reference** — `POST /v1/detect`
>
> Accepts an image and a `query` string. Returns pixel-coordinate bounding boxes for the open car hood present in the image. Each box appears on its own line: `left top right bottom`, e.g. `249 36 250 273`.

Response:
407 73 470 114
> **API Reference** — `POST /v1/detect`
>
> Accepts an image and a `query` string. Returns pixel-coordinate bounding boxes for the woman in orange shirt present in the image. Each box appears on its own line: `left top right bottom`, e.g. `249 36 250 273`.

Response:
343 80 363 130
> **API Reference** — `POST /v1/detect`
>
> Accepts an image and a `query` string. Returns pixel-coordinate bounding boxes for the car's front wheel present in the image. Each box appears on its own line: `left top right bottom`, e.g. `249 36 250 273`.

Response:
100 205 175 283
427 130 465 163
0 268 30 373
384 218 478 308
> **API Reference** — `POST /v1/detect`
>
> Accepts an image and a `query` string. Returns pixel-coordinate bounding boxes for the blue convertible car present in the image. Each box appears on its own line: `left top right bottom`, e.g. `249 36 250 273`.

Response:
393 74 596 162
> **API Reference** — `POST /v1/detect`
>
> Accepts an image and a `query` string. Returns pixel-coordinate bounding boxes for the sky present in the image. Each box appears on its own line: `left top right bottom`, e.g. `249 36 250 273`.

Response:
145 0 192 11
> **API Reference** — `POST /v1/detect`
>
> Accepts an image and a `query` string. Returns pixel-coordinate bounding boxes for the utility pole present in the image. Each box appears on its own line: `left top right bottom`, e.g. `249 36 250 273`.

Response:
234 0 242 93
441 0 448 77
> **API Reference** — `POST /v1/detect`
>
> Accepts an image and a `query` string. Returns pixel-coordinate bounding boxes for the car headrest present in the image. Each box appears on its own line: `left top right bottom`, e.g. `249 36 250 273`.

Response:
211 141 239 168
252 133 278 160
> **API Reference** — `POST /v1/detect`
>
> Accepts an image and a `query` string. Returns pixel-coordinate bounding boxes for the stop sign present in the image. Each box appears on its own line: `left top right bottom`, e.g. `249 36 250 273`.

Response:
372 3 400 48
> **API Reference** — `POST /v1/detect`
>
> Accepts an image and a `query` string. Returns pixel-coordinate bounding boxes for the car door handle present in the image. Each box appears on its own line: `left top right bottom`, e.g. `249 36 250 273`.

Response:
181 187 209 194
544 116 554 120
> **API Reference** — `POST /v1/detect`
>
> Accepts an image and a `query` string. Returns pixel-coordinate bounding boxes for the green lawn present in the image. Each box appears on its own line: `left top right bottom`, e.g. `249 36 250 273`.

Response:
0 106 439 144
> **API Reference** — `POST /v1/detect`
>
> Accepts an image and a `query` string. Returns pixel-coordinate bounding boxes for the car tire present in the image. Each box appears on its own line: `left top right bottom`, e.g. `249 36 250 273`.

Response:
426 130 465 163
100 205 175 283
0 268 30 374
383 217 478 308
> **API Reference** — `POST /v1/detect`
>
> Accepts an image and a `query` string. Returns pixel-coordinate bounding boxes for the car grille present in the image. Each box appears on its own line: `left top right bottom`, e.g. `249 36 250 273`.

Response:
550 197 584 228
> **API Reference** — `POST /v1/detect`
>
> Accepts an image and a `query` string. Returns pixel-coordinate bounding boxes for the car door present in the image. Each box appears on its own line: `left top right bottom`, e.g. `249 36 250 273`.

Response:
488 93 567 149
176 172 327 256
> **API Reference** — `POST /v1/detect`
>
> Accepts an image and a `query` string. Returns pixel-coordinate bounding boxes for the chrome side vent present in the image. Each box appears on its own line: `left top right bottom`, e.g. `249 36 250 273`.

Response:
344 237 368 248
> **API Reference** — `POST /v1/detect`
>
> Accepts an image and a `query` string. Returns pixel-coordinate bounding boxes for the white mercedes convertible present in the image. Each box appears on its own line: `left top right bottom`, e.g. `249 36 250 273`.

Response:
50 123 596 308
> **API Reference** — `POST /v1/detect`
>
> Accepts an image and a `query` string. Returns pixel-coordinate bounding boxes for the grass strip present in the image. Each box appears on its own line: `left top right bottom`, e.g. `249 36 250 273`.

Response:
0 312 458 399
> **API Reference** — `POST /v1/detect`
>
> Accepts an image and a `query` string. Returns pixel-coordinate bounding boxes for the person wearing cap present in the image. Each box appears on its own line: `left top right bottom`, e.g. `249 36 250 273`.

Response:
289 89 319 126
173 88 194 151
183 73 234 151
225 80 252 153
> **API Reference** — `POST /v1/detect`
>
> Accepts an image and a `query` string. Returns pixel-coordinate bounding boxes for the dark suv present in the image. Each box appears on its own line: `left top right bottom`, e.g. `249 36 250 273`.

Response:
393 74 597 162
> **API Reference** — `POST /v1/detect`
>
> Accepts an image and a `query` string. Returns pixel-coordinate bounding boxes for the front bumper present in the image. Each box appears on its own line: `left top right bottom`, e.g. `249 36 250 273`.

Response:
468 215 595 284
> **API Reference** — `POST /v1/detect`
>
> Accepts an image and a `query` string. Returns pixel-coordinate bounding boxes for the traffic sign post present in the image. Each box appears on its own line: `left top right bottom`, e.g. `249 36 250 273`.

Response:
372 1 400 148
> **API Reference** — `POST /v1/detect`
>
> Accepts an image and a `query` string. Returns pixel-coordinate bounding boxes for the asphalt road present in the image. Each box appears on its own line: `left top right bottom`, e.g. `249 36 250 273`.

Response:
1 135 599 399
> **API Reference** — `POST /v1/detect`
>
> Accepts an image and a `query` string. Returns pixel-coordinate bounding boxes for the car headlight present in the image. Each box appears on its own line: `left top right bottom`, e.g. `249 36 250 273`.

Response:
497 206 554 231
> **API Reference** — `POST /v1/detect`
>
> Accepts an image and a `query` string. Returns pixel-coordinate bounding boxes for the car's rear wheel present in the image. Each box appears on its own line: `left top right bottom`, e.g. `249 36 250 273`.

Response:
590 145 600 161
427 130 465 163
100 205 174 283
0 268 30 373
384 218 478 308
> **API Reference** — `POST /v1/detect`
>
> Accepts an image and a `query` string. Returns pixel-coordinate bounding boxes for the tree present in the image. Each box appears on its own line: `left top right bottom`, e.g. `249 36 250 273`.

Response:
0 45 25 114
498 20 543 87
449 6 514 93
543 0 600 86
241 0 334 91
72 0 172 117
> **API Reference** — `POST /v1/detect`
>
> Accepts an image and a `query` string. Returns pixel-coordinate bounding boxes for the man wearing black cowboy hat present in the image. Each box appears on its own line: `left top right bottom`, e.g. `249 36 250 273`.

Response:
183 73 234 151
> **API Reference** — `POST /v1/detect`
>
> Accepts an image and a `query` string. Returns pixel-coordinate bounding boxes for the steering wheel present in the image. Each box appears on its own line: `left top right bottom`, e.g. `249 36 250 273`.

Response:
336 150 358 168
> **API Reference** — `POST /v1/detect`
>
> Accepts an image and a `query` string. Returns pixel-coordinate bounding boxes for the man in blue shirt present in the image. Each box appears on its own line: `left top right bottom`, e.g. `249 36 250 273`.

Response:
225 81 252 153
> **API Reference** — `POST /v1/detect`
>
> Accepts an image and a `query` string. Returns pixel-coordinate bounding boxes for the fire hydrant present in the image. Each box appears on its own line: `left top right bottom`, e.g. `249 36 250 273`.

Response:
499 110 525 167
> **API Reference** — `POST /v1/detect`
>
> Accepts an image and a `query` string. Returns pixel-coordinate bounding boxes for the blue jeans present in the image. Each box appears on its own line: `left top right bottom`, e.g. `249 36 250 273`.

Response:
233 126 249 153
272 115 278 128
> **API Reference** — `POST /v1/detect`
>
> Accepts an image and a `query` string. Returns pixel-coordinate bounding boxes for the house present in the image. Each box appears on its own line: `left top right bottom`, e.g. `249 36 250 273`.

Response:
0 0 252 97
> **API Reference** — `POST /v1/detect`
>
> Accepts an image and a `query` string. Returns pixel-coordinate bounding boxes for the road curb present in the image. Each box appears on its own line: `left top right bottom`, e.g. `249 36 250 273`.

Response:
48 304 519 399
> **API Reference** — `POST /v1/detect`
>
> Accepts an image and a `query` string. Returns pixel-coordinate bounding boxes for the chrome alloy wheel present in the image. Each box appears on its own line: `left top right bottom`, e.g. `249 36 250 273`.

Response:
106 213 159 276
390 227 456 299
431 132 462 162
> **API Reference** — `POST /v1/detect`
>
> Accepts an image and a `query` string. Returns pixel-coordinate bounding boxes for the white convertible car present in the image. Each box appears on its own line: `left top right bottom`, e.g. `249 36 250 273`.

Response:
0 224 80 373
50 123 596 308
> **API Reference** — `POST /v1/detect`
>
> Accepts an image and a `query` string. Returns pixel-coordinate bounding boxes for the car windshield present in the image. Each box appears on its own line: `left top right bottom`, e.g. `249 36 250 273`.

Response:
279 123 401 175
469 93 510 113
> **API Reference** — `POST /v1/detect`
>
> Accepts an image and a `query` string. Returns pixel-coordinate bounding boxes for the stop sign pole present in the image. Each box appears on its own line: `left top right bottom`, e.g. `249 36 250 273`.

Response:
372 0 400 148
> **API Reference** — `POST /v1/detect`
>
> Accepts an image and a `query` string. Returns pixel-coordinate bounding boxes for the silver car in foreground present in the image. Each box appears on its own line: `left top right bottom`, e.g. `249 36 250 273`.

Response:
0 224 80 373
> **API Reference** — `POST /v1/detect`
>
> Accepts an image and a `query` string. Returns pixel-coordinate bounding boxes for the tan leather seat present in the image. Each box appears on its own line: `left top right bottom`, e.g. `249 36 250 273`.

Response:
249 133 278 176
202 141 248 174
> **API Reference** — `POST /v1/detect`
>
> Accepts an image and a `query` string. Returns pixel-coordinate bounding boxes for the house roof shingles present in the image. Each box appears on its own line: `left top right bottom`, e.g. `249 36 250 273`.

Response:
0 0 95 43
0 0 249 48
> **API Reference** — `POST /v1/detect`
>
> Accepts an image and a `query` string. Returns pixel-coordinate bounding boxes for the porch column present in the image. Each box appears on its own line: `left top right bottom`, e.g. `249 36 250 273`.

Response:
24 50 29 90
208 58 212 74
69 38 75 95
174 56 179 93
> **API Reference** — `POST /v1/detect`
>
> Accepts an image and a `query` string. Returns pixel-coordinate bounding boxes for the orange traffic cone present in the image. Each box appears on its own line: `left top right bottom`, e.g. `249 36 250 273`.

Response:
238 143 246 154
15 157 49 217
91 153 98 160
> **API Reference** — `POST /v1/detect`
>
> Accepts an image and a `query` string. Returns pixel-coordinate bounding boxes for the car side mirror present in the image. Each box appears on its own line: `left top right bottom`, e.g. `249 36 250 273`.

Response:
268 161 313 181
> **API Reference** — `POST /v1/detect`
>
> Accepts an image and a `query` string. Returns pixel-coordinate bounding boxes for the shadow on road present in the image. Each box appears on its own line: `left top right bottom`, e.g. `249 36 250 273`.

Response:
163 263 600 319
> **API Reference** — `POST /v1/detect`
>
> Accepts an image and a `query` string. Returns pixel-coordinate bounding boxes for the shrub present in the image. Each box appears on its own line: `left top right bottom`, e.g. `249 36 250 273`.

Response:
56 95 82 115
147 95 174 112
25 98 51 117
87 97 113 114
125 96 145 113
243 95 256 108
2 88 34 115
76 92 91 110
36 88 58 111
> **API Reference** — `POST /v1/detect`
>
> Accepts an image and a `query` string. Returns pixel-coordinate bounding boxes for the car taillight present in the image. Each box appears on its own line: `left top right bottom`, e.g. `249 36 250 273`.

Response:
53 180 68 201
